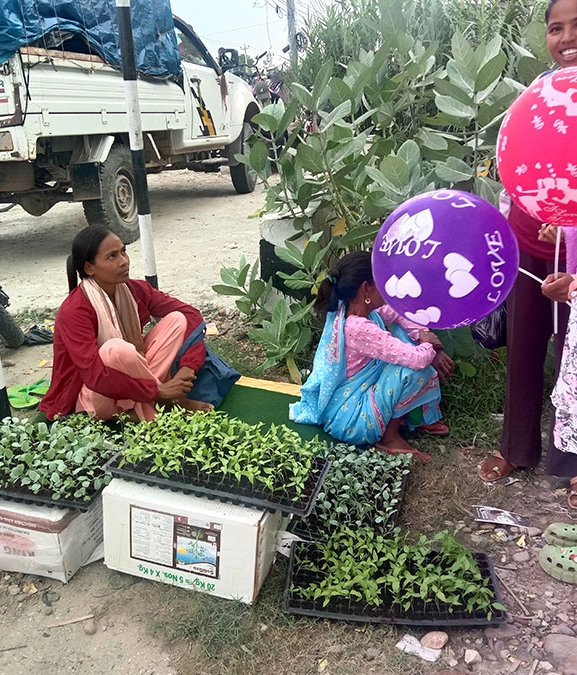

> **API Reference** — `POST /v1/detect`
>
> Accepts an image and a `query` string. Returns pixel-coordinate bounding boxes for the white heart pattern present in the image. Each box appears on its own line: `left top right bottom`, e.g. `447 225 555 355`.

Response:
448 269 479 298
384 271 422 299
443 252 479 298
443 252 473 280
385 208 434 245
404 306 442 326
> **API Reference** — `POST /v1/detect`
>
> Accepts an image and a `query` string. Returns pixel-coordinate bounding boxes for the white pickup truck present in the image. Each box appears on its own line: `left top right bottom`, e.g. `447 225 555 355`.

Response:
0 16 259 243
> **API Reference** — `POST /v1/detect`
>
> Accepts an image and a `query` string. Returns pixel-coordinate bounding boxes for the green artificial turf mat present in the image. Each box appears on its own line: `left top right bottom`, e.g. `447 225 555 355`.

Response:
219 384 333 443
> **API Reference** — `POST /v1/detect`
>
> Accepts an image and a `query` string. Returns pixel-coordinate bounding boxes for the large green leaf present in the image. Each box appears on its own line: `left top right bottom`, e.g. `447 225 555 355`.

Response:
312 61 334 108
297 144 325 174
435 94 475 120
319 100 352 132
291 82 313 109
478 35 502 69
451 32 476 76
331 133 369 165
397 139 420 168
434 77 475 107
380 155 411 189
329 78 352 106
475 177 498 205
275 241 304 268
525 20 550 62
212 284 246 297
271 299 288 340
249 141 270 173
339 222 382 248
475 52 506 93
446 60 475 94
251 112 279 133
517 56 548 85
379 0 406 42
418 128 448 151
435 157 474 183
302 238 320 269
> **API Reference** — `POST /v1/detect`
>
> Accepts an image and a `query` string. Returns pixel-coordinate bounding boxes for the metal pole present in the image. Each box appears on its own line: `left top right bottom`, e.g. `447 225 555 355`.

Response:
287 0 298 67
0 356 10 420
115 0 158 289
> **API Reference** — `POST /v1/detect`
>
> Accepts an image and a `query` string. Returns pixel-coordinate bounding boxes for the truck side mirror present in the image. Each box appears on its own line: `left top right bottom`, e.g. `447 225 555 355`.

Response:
218 48 239 71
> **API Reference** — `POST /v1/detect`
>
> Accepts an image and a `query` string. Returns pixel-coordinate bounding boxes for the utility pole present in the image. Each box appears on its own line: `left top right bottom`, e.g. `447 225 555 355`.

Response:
0 356 10 421
115 0 158 289
287 0 298 67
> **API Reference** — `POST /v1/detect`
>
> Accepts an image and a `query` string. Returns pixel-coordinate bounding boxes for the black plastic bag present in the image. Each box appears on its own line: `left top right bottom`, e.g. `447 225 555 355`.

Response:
471 303 507 350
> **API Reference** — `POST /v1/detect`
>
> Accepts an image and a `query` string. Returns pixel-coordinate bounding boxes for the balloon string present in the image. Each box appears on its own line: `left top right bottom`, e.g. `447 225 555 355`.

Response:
519 267 543 285
519 265 571 307
553 227 562 335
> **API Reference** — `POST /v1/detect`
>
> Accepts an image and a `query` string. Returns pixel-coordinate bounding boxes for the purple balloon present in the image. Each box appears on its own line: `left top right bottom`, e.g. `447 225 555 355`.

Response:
372 190 519 330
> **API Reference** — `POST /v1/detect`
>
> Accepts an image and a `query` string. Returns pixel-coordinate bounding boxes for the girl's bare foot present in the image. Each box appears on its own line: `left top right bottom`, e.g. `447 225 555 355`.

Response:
373 417 432 463
373 435 432 463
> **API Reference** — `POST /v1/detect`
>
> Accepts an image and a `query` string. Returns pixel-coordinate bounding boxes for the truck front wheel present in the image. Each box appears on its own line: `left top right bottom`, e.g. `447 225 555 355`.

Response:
82 145 140 244
229 123 257 194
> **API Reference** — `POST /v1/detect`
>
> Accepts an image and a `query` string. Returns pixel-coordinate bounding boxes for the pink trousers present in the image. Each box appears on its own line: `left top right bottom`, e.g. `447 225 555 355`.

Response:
76 311 187 421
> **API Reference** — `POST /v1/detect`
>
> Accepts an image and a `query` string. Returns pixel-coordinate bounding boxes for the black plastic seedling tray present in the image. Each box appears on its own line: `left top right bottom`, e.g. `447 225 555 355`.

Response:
284 542 507 626
290 473 408 542
105 453 331 517
0 485 103 512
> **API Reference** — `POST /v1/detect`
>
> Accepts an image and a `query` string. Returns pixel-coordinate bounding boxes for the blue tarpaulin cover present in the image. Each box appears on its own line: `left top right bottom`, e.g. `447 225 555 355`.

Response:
0 0 181 78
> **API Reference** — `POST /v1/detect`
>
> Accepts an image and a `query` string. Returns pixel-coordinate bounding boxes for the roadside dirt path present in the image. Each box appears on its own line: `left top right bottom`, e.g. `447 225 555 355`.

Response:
0 169 266 675
0 169 264 314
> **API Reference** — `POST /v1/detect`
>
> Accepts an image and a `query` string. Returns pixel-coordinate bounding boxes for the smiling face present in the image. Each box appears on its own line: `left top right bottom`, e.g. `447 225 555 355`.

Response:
84 233 130 294
546 0 577 68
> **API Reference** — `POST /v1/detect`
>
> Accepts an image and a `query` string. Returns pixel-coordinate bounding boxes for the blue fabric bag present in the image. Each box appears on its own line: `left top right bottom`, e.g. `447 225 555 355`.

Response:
171 322 240 408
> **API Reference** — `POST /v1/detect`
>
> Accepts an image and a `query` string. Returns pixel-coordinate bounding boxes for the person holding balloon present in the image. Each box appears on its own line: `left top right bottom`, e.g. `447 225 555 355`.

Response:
289 250 454 462
479 0 577 493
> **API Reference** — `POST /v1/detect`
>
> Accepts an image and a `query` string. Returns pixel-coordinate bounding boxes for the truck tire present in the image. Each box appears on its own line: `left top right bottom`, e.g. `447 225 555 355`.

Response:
82 145 140 244
230 123 257 194
0 305 25 348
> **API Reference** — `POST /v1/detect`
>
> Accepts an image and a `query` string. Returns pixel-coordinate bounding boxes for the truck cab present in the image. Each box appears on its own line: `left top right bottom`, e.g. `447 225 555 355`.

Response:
0 13 260 243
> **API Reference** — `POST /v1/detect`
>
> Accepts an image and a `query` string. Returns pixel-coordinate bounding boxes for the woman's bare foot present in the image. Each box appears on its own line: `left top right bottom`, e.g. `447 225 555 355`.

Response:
173 398 214 413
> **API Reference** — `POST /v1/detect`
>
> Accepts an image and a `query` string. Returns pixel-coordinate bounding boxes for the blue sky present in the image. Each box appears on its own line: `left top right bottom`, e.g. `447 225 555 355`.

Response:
170 1 329 65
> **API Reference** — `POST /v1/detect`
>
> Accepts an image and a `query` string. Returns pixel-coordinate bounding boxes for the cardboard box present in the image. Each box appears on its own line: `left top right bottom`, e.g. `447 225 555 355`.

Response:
103 478 288 603
0 496 103 582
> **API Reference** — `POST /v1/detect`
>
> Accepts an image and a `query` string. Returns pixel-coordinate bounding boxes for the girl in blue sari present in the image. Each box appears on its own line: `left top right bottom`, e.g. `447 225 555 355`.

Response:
290 251 454 462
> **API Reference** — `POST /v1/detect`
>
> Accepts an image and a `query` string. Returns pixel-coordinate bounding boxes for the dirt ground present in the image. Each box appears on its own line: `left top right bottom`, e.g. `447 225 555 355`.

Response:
1 170 577 675
0 169 265 675
0 168 264 315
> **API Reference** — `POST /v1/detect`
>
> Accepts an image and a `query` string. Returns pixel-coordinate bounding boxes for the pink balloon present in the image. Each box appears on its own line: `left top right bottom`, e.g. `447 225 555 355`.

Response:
497 67 577 226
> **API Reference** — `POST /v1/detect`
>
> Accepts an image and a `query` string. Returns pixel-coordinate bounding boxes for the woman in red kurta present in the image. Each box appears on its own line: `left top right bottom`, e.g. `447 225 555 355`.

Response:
39 226 210 421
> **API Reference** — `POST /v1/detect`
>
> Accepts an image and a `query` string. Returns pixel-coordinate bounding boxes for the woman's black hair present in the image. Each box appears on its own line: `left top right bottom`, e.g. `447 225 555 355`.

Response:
315 250 374 318
66 226 111 291
545 0 560 24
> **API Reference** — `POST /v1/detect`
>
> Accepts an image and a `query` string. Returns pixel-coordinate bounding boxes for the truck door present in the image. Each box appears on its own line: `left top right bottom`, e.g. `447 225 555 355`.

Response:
175 28 231 141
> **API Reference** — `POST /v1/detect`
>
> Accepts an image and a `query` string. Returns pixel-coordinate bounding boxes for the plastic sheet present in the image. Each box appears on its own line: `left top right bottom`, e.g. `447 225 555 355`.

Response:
0 0 181 79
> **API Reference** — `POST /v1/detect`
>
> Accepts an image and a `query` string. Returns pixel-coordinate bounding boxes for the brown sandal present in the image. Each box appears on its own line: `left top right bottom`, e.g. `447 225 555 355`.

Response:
415 420 450 437
479 454 516 482
569 478 577 510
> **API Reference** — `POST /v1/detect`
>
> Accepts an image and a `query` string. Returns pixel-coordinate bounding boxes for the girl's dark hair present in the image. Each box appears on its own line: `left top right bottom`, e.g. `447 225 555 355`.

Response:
545 0 559 24
66 226 111 291
315 250 374 318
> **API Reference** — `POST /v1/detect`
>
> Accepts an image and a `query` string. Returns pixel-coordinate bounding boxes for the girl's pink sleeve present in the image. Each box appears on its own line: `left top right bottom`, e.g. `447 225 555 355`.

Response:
375 305 425 341
345 315 435 369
